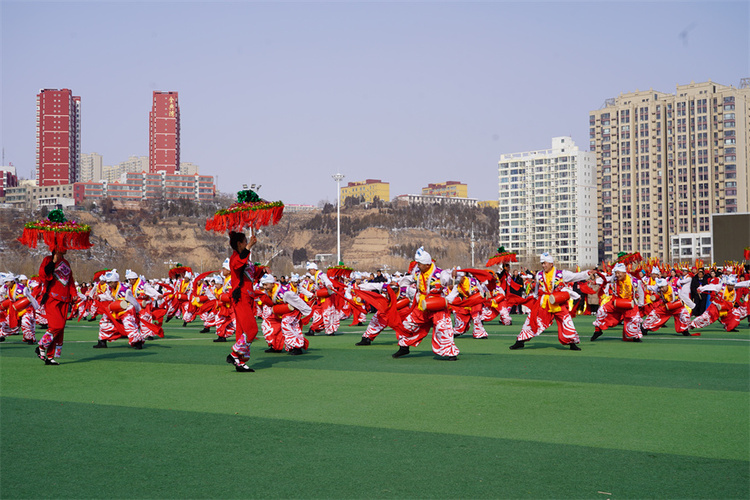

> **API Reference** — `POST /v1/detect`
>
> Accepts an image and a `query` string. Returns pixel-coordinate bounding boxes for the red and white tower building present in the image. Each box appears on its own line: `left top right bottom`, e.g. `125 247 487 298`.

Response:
36 89 81 186
149 91 180 174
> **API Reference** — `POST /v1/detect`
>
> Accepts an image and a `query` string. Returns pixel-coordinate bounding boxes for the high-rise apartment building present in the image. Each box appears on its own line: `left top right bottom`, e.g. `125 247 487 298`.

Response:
149 91 180 174
590 80 749 262
36 89 81 186
79 152 103 182
498 137 598 267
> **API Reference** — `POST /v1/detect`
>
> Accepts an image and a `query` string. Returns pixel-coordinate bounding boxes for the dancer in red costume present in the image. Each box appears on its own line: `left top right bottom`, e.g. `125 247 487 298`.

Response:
16 209 92 365
226 231 258 372
35 249 78 364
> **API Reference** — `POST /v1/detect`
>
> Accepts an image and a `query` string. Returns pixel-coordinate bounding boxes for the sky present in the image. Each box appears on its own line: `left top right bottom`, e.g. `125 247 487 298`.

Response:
1 0 748 206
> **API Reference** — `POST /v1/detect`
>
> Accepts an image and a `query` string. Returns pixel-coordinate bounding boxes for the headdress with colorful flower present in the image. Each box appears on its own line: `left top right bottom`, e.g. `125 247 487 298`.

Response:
485 247 518 267
615 251 642 265
327 264 353 279
205 189 284 233
17 209 93 252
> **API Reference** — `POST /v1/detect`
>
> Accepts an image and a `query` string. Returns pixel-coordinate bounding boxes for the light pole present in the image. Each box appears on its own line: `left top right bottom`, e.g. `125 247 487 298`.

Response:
332 173 345 264
470 225 475 267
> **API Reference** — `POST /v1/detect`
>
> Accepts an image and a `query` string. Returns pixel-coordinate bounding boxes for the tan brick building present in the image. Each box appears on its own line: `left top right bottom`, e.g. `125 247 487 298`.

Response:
590 80 749 262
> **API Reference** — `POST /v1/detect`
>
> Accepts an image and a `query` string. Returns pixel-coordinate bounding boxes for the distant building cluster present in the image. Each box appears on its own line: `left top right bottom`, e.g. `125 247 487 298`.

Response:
2 89 216 210
2 78 748 268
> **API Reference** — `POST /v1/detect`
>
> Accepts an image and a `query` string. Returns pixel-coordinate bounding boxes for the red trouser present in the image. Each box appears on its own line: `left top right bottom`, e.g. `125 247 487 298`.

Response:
40 298 68 357
518 306 579 345
398 308 459 357
233 299 258 342
641 303 690 333
690 304 742 332
593 300 642 341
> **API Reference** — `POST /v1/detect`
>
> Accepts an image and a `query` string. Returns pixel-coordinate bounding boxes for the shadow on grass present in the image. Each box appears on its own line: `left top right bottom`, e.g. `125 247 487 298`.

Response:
67 349 164 363
252 353 324 370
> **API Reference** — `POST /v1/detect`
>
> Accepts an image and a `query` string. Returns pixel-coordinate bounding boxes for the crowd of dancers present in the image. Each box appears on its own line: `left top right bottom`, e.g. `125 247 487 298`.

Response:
1 237 748 371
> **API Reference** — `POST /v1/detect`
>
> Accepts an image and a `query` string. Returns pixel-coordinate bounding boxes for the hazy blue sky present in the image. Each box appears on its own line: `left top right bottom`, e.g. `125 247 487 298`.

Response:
2 1 748 206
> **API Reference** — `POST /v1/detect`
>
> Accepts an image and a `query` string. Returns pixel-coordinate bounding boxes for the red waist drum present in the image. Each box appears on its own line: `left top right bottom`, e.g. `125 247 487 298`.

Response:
109 300 130 313
548 291 570 305
665 300 682 311
613 298 634 310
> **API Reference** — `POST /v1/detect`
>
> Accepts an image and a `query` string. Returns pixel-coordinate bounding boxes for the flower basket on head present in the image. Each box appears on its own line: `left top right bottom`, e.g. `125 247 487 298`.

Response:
485 247 518 267
205 189 284 233
168 265 193 280
615 252 642 265
327 265 353 279
17 209 93 252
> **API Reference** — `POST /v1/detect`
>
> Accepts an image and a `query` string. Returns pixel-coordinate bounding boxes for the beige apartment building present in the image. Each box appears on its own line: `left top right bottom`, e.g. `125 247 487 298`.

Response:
590 80 749 263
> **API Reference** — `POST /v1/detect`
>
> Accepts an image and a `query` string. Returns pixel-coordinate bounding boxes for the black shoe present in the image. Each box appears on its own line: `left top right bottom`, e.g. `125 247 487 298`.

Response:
509 340 525 350
355 337 372 346
682 330 690 336
632 338 642 342
200 327 210 333
213 337 227 342
132 341 144 350
0 337 5 342
226 354 235 365
326 332 336 336
35 346 46 361
728 328 740 333
305 329 315 337
93 339 108 348
24 339 35 345
44 358 60 365
353 322 364 327
182 321 187 327
445 355 458 361
264 347 283 353
165 315 173 323
40 324 48 330
289 347 304 355
641 327 649 336
569 343 581 351
392 346 410 358
591 329 603 341
87 316 97 322
235 363 254 372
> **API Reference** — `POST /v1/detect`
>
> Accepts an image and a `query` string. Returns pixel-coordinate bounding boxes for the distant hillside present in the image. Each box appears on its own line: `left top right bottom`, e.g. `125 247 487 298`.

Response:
0 201 500 280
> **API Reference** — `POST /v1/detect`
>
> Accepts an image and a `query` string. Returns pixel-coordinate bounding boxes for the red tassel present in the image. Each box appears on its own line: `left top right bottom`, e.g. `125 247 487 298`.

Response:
205 203 284 233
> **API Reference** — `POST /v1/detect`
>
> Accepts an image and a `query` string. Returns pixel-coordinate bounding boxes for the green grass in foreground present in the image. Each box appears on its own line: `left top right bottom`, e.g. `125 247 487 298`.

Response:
1 315 748 499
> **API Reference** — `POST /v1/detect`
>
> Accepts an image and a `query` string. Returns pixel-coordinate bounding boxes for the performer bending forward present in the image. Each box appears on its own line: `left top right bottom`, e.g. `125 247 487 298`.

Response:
509 253 590 351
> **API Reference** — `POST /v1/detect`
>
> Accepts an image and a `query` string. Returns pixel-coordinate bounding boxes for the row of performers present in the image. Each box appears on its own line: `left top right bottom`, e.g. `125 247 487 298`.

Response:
2 245 748 370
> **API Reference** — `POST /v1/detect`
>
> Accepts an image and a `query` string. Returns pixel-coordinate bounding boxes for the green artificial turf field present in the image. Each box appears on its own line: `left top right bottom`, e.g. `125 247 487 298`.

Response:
1 315 748 499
